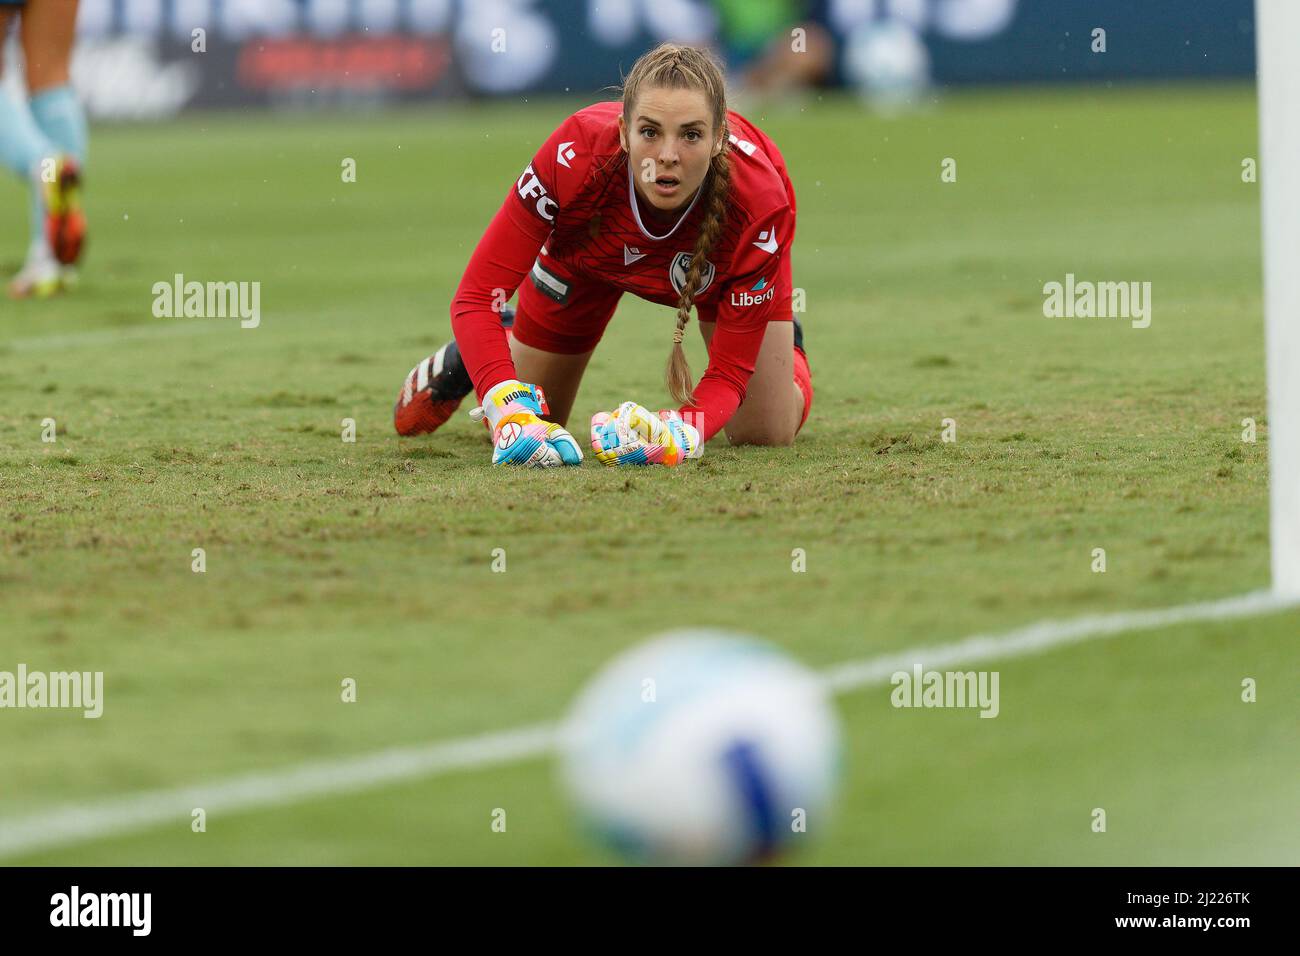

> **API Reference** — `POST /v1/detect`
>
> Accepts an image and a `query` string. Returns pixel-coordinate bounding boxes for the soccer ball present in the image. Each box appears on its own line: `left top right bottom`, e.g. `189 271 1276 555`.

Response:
557 630 842 866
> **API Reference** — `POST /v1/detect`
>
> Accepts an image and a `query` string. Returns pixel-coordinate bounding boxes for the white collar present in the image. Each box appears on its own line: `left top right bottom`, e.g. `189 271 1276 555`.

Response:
626 159 703 241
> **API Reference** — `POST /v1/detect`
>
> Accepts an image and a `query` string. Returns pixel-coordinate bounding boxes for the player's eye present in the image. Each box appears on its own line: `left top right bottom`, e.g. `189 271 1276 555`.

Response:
640 127 657 139
684 130 701 142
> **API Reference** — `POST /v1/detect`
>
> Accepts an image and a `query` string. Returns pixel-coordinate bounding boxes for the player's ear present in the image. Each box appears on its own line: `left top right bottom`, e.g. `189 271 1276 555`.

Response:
618 114 629 153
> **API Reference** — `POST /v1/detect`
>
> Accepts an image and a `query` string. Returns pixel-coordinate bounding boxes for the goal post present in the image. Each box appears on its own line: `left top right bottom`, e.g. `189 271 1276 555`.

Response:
1256 0 1300 597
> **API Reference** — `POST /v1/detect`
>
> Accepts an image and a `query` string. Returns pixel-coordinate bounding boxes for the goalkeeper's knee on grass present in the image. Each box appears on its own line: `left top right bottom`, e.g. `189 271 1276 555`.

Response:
793 334 813 434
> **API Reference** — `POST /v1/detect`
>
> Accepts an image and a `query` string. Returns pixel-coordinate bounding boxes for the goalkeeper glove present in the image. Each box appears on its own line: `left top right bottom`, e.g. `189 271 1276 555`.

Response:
590 402 702 467
469 379 583 467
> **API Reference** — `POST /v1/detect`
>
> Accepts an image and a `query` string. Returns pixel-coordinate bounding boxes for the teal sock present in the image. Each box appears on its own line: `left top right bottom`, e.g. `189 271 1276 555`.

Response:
30 84 87 165
0 89 55 177
0 91 57 254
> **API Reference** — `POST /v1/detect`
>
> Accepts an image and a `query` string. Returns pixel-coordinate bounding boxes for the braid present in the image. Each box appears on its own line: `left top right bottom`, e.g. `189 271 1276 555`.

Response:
667 147 730 406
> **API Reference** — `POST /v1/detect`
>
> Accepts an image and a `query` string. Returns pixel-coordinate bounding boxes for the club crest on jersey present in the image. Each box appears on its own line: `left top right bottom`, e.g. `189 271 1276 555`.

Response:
669 252 715 297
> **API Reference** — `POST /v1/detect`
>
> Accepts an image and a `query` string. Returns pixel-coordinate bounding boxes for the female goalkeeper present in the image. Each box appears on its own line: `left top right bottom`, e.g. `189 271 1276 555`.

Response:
393 43 812 467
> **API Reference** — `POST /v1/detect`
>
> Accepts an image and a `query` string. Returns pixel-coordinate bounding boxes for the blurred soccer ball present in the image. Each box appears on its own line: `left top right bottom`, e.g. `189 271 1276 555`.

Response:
558 630 841 866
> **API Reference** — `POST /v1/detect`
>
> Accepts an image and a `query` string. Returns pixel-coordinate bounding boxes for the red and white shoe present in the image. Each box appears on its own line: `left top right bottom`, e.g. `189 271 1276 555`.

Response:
394 305 514 437
43 155 86 267
394 340 475 437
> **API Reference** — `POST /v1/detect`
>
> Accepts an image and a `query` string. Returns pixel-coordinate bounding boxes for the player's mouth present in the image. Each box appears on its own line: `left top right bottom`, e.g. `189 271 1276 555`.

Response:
652 175 680 197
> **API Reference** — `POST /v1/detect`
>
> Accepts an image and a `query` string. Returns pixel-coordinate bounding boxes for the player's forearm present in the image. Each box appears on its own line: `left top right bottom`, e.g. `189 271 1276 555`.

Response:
682 316 768 442
681 372 744 444
449 198 548 399
450 307 516 401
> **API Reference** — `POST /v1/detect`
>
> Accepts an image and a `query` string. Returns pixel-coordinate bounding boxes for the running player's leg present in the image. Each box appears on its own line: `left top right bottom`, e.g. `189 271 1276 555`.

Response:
21 0 85 269
19 0 78 94
0 8 63 298
24 0 87 173
696 314 809 446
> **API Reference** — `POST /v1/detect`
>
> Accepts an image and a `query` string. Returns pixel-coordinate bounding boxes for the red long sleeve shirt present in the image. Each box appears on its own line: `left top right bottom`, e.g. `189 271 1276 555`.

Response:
450 102 796 443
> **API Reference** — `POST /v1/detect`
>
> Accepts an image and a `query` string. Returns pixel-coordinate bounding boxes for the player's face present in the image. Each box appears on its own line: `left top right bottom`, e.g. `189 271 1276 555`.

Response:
620 87 723 212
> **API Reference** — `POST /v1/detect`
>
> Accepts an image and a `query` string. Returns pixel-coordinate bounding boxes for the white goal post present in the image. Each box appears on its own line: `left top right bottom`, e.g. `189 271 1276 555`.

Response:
1256 1 1300 597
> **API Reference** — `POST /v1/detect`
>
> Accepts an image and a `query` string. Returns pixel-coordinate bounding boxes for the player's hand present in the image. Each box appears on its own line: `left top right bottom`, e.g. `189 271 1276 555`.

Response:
590 402 702 467
469 379 583 467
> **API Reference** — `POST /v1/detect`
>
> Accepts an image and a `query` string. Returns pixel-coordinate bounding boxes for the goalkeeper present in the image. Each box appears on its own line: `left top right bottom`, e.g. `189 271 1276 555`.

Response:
392 43 813 467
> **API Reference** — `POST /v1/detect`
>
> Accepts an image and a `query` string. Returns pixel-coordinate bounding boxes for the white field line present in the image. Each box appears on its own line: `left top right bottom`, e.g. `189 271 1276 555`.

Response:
0 724 558 860
821 588 1294 691
0 589 1293 860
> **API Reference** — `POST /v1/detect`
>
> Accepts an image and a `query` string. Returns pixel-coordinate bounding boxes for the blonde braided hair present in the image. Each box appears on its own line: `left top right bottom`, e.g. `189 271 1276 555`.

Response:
621 44 732 406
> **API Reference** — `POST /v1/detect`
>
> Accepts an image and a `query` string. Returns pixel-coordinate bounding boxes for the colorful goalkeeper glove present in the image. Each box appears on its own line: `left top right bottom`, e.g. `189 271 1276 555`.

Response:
590 402 703 467
469 379 583 467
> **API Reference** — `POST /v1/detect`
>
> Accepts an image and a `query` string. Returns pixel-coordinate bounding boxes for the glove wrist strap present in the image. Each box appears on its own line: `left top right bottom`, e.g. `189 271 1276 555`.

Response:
478 379 549 431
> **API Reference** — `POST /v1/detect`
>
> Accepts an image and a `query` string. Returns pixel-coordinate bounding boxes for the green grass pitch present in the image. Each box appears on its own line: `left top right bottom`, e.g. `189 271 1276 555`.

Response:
0 83 1296 864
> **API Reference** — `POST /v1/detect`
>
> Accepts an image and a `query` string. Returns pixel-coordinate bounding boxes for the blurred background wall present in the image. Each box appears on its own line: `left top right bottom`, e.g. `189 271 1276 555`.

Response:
4 0 1258 120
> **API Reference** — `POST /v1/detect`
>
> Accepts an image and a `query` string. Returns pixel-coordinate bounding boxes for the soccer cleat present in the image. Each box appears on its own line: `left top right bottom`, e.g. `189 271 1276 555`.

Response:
42 155 86 267
394 340 473 436
393 306 515 437
6 253 62 300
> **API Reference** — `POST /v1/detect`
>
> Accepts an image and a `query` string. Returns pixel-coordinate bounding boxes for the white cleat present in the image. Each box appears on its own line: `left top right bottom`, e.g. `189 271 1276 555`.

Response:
6 255 62 300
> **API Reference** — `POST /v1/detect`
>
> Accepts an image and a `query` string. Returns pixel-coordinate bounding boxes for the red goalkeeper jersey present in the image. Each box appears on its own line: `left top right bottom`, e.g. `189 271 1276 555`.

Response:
450 101 797 443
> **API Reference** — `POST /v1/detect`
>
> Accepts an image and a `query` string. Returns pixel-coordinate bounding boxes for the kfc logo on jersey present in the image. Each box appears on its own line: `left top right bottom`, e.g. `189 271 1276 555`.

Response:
516 163 558 222
669 251 715 296
730 275 777 308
